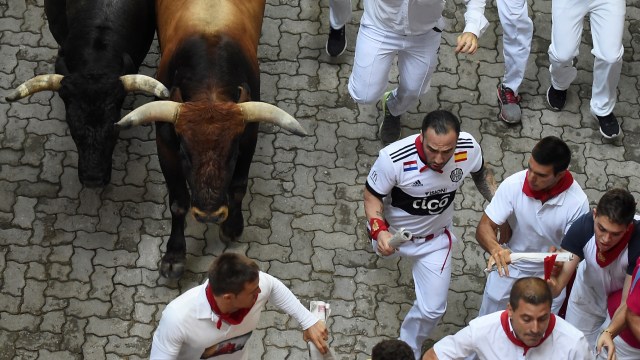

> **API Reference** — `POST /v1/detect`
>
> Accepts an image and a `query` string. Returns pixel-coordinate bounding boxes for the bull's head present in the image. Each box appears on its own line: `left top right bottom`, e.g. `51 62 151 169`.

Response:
6 74 169 187
116 98 307 223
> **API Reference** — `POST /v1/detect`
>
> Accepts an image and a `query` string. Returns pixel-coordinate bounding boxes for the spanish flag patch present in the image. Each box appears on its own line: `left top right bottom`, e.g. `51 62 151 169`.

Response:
454 151 467 162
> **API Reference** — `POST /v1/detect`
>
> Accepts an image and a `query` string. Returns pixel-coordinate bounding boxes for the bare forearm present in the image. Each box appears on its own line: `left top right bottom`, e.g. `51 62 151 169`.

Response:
628 311 640 339
422 348 439 360
364 188 385 221
476 214 500 254
471 164 496 202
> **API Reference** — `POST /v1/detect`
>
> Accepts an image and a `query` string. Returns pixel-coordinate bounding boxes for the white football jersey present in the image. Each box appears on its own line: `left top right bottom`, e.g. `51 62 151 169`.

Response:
366 132 483 236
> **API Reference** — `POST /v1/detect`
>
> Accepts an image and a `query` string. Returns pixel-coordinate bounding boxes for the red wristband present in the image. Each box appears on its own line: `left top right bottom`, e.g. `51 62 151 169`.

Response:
369 218 388 240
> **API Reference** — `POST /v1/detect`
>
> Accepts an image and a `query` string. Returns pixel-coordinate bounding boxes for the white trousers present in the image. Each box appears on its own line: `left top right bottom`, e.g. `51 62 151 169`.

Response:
548 0 625 116
496 0 533 94
478 268 566 316
565 292 604 349
329 0 351 29
372 232 453 360
348 25 441 117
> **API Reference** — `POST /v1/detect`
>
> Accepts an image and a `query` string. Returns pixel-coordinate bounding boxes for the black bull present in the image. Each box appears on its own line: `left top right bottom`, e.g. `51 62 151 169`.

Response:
116 0 308 279
5 0 168 187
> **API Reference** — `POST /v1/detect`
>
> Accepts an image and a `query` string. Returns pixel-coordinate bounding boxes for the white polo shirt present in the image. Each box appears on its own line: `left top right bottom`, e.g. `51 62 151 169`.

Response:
150 272 318 360
366 132 483 240
484 170 589 272
433 310 591 359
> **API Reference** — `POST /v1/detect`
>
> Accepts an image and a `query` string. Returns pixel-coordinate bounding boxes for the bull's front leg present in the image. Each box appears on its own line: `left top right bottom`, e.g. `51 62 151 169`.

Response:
156 123 189 279
220 124 258 242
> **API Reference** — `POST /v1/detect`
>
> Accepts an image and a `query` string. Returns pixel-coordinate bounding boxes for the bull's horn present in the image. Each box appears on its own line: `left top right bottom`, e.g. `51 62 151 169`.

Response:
240 102 308 136
5 74 64 101
120 74 170 99
116 100 181 129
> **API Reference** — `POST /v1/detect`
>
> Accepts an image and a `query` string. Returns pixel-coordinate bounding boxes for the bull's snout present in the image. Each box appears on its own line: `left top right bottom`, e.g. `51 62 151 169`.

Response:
192 206 229 223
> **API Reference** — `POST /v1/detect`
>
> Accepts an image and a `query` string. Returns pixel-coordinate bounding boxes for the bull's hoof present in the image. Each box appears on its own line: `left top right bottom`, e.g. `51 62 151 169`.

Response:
160 255 186 279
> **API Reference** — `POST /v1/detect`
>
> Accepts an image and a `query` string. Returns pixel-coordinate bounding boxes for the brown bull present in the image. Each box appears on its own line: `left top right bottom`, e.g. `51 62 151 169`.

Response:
117 0 308 279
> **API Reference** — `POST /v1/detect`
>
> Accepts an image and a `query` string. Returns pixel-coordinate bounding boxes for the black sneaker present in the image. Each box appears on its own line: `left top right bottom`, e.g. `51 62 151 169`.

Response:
326 26 346 57
379 91 401 145
593 112 621 139
546 86 567 111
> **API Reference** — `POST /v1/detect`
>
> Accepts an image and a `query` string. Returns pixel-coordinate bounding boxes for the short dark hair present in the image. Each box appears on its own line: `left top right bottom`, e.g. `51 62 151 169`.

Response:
509 277 552 311
531 136 571 174
596 188 636 225
421 110 461 136
372 339 413 360
208 253 259 296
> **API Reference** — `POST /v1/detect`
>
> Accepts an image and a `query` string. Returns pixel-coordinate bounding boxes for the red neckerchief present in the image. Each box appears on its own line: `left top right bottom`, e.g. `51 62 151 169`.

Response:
205 284 255 329
500 310 556 356
596 223 633 268
414 136 443 173
522 171 573 203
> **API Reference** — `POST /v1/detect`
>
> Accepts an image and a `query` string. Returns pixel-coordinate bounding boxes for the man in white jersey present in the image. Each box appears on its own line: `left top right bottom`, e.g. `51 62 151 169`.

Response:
365 110 497 359
476 136 589 317
150 253 329 360
548 189 640 360
422 277 591 359
348 0 489 145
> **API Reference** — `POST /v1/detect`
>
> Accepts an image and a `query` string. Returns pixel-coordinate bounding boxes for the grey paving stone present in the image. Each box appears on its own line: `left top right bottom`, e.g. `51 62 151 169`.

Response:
3 1 640 359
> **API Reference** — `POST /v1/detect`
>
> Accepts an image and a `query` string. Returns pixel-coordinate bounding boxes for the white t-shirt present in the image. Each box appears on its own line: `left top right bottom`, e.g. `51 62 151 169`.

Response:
361 0 489 37
150 272 318 360
484 170 589 272
366 132 483 239
433 310 592 359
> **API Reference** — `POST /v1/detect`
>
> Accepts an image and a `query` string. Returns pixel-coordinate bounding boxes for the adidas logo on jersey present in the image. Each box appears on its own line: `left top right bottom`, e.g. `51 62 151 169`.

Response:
411 180 423 187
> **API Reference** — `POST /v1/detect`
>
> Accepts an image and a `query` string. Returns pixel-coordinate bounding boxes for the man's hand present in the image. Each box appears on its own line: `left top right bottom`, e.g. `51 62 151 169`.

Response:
303 320 329 354
596 330 617 360
456 32 478 54
487 248 511 277
377 231 395 256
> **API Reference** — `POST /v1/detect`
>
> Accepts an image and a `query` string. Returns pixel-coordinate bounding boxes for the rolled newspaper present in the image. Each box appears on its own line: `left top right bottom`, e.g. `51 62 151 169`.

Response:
484 252 574 273
308 301 336 360
388 228 412 248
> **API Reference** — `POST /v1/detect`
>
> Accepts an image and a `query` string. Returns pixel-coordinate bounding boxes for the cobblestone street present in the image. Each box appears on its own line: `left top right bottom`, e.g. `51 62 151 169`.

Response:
1 0 639 359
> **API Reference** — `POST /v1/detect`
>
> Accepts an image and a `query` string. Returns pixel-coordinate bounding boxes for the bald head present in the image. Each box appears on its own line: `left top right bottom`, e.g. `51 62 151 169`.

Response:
509 277 552 311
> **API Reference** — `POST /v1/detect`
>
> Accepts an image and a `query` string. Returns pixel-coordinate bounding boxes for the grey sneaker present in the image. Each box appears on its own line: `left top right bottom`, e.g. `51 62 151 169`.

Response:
546 86 567 111
379 91 401 145
497 83 522 124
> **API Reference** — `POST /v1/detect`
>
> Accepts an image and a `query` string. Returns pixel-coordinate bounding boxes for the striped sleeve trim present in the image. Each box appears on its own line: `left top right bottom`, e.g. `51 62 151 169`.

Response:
390 144 417 163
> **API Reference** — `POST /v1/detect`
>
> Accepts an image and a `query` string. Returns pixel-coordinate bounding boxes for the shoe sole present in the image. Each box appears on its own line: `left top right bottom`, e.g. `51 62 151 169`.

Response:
496 86 521 124
592 113 621 139
546 87 564 111
326 38 347 57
